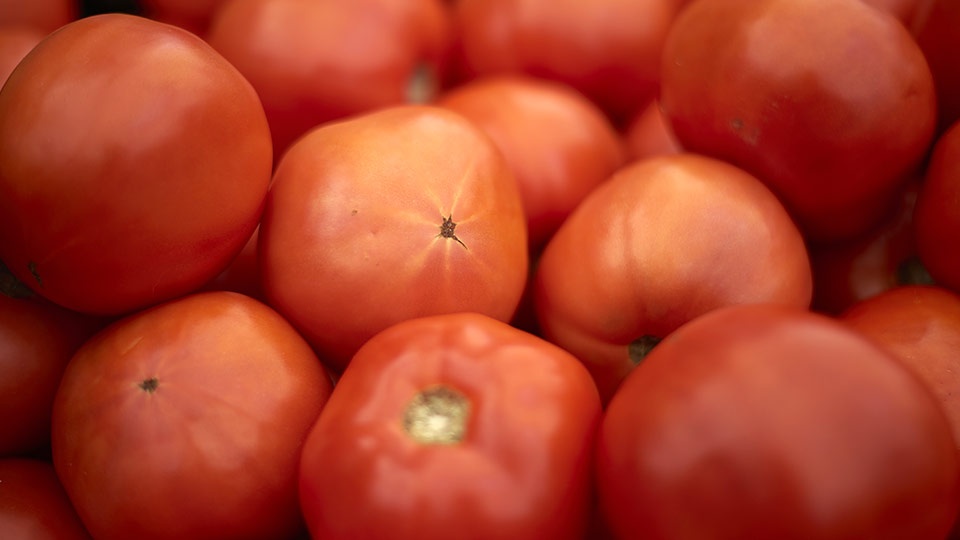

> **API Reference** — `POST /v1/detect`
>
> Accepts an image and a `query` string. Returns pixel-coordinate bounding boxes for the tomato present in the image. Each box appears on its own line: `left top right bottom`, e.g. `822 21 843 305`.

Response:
622 98 683 163
534 153 812 403
660 0 936 243
205 0 453 159
51 291 334 540
0 0 76 34
914 0 960 133
298 312 601 540
0 458 91 539
0 25 43 87
452 0 686 124
0 14 273 316
915 121 960 294
0 283 101 458
597 303 960 539
436 74 627 250
860 0 934 28
260 104 528 373
809 179 927 315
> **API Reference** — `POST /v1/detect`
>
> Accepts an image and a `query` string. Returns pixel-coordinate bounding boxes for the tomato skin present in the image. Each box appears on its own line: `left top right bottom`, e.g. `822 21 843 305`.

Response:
0 26 44 87
0 0 76 34
660 0 936 243
597 303 960 540
0 13 273 316
0 459 91 540
914 0 960 133
453 0 685 124
260 104 528 373
298 312 601 540
51 291 334 540
534 153 812 403
205 0 453 159
622 99 683 163
0 292 101 458
436 74 627 250
914 120 960 293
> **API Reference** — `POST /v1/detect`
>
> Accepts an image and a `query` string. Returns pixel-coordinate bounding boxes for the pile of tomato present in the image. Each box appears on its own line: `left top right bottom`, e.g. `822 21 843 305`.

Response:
2 0 960 538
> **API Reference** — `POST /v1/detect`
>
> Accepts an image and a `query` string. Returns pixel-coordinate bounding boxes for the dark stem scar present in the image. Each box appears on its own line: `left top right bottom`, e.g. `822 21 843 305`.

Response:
27 261 42 287
438 215 467 249
139 377 159 393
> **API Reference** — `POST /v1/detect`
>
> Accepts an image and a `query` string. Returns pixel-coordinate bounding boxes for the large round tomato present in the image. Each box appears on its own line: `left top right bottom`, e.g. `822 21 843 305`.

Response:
260 104 528 373
0 14 273 316
436 74 626 250
452 0 686 124
298 312 601 540
597 303 960 539
0 459 90 539
914 119 960 293
205 0 453 159
51 291 334 539
534 153 812 403
660 0 936 243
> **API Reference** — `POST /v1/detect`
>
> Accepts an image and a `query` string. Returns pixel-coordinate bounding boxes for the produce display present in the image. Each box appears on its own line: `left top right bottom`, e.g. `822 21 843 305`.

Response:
1 0 960 539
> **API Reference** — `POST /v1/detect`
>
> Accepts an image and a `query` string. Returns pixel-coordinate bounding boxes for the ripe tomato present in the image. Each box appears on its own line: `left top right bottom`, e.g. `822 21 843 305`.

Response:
452 0 686 124
809 179 926 315
915 121 960 294
298 312 601 540
0 25 43 87
260 104 528 373
51 291 334 540
534 153 812 403
0 14 273 316
841 286 960 450
914 0 960 133
0 286 101 458
205 0 453 159
0 0 76 34
0 459 91 539
660 0 936 243
597 303 960 539
436 74 627 250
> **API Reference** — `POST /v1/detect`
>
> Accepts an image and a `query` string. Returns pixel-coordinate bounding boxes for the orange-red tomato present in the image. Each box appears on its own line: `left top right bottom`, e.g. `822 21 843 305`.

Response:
452 0 686 124
0 14 273 316
205 0 453 159
660 0 936 243
0 0 76 34
0 459 91 539
51 291 334 540
914 120 960 293
436 74 627 250
260 105 528 373
534 153 812 403
597 303 960 539
298 312 601 540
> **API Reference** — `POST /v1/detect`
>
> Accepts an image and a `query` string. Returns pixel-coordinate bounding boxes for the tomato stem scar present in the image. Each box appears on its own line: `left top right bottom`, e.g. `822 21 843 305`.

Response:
403 385 470 445
139 377 159 393
438 215 467 249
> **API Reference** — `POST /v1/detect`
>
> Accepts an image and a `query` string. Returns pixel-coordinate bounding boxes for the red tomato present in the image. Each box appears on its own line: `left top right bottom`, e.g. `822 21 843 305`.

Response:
0 286 101 458
915 120 960 293
0 459 91 539
660 0 936 243
622 98 683 163
0 14 273 316
597 303 960 539
0 0 76 34
205 0 453 159
436 74 627 250
534 153 812 403
452 0 686 124
0 25 43 87
914 0 960 133
51 291 334 540
260 104 528 373
298 312 601 540
809 179 926 315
